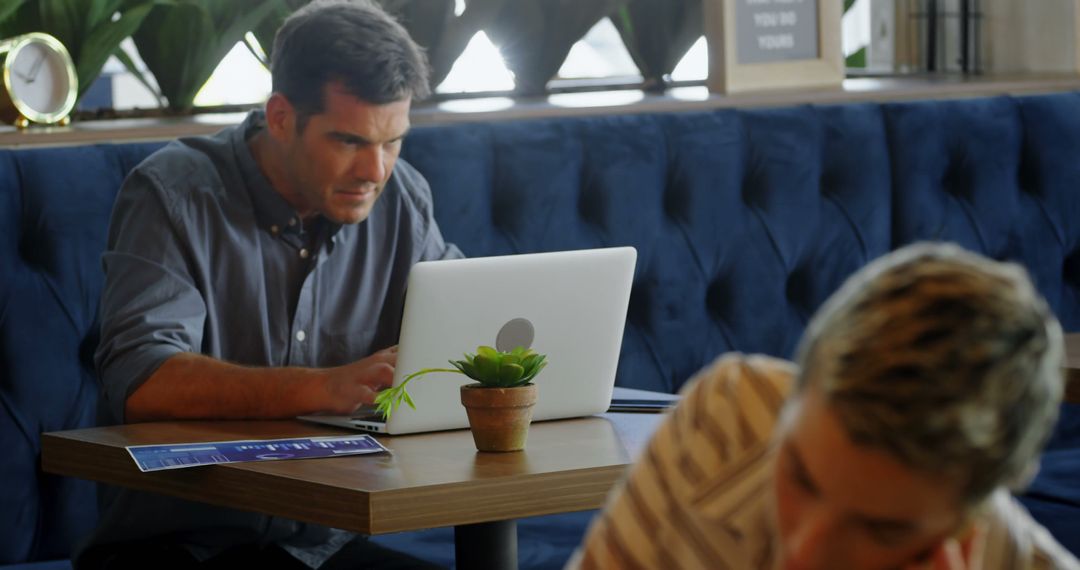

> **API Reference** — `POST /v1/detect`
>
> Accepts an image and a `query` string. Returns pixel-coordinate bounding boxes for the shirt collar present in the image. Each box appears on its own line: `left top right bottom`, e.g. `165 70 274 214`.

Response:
232 111 343 244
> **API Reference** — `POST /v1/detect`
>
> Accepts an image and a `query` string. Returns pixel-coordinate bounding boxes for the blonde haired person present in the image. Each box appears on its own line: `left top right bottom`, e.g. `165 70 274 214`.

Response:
570 243 1079 570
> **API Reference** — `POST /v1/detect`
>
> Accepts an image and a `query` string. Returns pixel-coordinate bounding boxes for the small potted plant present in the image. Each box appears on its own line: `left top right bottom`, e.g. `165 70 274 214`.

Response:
375 346 547 452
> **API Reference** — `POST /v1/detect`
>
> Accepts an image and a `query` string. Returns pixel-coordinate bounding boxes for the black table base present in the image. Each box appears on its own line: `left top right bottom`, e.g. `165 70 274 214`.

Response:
455 520 518 570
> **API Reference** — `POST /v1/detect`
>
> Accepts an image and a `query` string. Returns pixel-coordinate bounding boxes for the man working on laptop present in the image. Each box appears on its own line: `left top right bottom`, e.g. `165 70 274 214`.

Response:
82 1 459 568
572 243 1079 569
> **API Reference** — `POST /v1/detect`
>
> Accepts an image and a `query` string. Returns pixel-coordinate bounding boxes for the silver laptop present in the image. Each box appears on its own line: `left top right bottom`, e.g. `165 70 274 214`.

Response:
299 246 637 434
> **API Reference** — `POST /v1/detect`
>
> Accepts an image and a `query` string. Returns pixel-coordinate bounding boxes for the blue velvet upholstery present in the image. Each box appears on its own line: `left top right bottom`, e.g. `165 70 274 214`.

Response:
2 93 1080 567
0 143 164 566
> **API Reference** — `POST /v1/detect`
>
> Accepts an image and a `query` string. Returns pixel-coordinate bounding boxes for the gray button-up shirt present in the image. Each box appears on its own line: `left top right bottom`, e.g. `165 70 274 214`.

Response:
87 111 462 565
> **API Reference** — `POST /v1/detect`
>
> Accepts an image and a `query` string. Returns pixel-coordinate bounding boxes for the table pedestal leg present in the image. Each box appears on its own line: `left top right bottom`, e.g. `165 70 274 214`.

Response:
454 519 517 570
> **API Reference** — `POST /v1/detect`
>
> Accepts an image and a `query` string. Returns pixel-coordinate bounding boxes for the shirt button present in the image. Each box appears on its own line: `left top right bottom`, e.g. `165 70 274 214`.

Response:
270 224 280 235
299 248 310 259
296 330 306 342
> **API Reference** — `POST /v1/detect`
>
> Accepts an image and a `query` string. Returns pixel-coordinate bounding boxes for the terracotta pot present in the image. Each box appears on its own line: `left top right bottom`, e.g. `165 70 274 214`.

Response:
459 383 538 452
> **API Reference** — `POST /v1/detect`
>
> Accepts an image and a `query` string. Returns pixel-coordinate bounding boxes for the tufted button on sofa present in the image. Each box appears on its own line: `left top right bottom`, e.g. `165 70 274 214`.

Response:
2 93 1079 568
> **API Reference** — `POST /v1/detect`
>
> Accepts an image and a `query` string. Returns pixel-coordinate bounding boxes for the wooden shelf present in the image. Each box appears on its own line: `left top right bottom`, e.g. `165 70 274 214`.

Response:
2 74 1079 148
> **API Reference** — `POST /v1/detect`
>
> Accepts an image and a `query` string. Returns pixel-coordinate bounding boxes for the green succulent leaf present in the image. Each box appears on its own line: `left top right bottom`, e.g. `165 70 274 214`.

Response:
520 354 539 372
524 360 547 382
474 353 499 380
380 346 547 416
460 359 480 380
498 362 525 384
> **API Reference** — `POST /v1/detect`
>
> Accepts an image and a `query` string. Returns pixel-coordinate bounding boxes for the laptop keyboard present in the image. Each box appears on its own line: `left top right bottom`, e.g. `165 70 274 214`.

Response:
349 406 384 423
350 413 384 424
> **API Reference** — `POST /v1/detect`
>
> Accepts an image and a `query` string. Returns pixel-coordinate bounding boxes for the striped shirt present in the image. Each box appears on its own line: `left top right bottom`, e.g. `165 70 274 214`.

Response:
570 354 1080 570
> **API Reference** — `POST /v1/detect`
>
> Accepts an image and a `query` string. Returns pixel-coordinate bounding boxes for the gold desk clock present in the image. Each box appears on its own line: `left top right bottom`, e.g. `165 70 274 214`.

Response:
0 33 78 128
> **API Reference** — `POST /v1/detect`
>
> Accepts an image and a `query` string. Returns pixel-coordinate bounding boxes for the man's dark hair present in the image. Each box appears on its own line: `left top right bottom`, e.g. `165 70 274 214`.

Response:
271 0 431 129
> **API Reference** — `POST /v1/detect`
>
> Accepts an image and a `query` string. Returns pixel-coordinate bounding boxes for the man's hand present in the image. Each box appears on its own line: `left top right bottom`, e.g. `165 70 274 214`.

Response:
320 346 398 414
905 523 986 570
125 348 399 422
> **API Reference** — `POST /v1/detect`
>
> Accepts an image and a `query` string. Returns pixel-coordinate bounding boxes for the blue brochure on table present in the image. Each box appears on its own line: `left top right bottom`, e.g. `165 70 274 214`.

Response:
126 435 389 472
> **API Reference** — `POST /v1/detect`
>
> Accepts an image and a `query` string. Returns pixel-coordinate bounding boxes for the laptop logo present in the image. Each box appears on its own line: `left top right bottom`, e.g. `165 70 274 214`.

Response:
496 318 534 352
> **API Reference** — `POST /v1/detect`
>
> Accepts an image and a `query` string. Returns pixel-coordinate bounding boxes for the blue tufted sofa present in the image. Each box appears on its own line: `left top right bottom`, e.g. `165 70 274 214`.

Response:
3 91 1080 569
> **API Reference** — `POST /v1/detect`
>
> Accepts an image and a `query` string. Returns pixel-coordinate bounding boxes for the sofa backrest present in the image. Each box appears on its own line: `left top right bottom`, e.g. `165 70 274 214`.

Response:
2 92 1080 563
405 92 1080 391
0 141 165 564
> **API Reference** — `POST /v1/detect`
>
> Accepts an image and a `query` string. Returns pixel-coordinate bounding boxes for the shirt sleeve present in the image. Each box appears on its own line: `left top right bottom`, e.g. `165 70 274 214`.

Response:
94 168 207 424
570 354 794 570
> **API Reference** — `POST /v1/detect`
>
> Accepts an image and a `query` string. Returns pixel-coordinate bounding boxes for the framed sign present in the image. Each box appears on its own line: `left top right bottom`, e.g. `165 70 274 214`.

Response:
705 0 844 93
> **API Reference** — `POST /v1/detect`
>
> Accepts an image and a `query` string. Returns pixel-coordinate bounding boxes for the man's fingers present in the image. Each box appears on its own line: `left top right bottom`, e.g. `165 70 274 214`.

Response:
927 526 985 570
958 522 987 570
368 346 399 365
937 539 966 570
903 530 984 570
350 386 379 408
365 362 395 390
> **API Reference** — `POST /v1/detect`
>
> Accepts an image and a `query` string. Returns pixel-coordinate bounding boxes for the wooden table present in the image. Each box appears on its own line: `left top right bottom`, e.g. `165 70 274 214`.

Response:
41 410 664 569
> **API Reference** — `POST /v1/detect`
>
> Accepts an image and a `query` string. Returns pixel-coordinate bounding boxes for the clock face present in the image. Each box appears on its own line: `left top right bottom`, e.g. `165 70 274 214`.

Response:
7 39 74 117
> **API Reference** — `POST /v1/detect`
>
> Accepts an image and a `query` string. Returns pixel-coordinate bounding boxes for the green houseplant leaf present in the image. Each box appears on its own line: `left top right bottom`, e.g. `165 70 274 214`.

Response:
38 1 80 51
249 0 506 91
0 0 159 100
421 0 505 87
248 0 307 66
132 0 281 110
375 345 547 420
612 0 702 89
76 2 156 98
0 1 26 26
112 46 165 106
484 0 624 95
